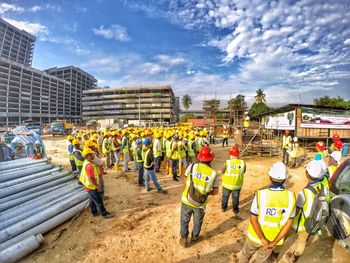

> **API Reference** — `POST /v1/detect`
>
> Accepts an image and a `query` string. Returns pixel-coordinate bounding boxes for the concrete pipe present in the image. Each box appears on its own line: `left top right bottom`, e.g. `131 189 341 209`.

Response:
0 167 61 189
0 183 80 222
0 234 44 263
0 158 49 171
0 161 50 176
0 171 71 199
0 181 75 212
0 200 88 251
0 188 85 230
0 164 55 183
0 191 88 243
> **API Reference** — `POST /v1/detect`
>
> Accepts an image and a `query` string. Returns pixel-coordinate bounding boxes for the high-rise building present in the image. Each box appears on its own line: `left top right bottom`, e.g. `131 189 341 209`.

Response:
0 18 35 67
82 86 178 124
0 18 97 127
45 66 97 118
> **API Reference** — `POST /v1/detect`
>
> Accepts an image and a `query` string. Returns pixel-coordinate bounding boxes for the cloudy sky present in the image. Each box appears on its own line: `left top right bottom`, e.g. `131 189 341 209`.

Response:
1 0 349 109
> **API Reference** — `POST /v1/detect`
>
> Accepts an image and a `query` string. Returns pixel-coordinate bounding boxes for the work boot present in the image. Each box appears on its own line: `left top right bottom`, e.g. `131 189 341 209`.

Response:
221 207 227 212
102 212 114 219
114 163 118 171
191 235 203 243
179 235 188 248
173 177 179 182
233 208 239 215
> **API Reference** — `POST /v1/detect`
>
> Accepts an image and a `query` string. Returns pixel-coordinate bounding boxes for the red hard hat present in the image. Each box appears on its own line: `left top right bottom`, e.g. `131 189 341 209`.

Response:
284 130 290 135
229 146 240 157
334 140 343 149
332 133 340 140
315 141 325 151
197 146 215 162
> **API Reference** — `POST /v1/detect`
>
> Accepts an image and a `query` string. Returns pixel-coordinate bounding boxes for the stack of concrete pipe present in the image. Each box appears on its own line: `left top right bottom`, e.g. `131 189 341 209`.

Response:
0 158 89 262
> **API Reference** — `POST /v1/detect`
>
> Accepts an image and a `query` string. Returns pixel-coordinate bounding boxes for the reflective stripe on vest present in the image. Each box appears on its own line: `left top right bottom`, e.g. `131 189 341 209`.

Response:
187 140 195 157
73 149 84 167
136 148 143 163
292 182 324 232
79 160 100 190
144 149 154 169
181 163 217 208
248 189 295 245
222 159 245 190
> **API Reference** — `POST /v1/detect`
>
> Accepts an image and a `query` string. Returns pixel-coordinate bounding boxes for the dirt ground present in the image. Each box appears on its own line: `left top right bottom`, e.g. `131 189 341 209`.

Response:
21 136 350 263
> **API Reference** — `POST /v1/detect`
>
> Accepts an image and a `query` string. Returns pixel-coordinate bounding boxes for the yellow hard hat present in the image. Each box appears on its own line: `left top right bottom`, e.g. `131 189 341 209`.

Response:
82 147 95 157
84 140 96 148
188 133 195 140
72 139 80 145
92 134 98 140
67 135 74 141
199 131 204 136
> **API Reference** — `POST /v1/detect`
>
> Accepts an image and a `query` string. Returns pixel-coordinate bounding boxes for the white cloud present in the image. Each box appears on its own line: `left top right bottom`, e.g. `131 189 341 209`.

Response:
155 54 187 66
3 18 48 35
93 24 131 42
82 56 122 73
344 39 350 45
28 5 42 12
0 3 24 14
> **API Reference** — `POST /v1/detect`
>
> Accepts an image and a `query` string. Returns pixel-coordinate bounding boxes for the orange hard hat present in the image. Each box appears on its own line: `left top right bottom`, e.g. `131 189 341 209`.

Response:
315 141 325 151
197 146 215 162
229 146 240 157
332 133 340 140
334 140 343 149
284 130 290 135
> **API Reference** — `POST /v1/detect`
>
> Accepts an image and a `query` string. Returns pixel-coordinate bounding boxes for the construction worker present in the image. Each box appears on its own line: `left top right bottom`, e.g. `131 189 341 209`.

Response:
178 134 188 177
135 139 144 187
314 141 326 160
142 138 165 193
243 116 250 135
282 130 292 165
288 137 299 168
121 130 130 172
187 133 197 164
281 160 326 263
72 139 84 175
221 146 246 215
170 134 180 182
179 146 218 248
165 132 173 176
328 133 341 154
209 126 215 144
222 125 229 147
102 133 111 168
111 132 121 171
67 135 76 172
79 148 113 218
239 162 296 263
153 132 163 173
328 150 341 180
33 140 44 159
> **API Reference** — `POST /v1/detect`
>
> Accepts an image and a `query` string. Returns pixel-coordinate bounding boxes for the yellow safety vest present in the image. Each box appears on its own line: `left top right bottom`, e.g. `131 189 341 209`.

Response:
178 141 187 159
153 138 162 157
68 143 74 161
144 149 154 169
197 137 203 152
290 143 299 158
243 120 250 128
181 163 217 208
165 140 172 158
171 142 180 160
122 136 129 153
73 148 84 167
223 130 229 138
79 160 100 190
282 135 291 150
187 139 195 157
222 159 245 190
292 182 323 232
248 188 296 245
102 138 110 154
328 165 337 179
135 148 143 163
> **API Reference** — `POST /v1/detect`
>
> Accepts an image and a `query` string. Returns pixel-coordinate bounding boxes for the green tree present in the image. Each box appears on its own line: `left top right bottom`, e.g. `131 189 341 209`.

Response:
228 94 246 109
314 96 350 107
254 88 266 104
180 113 196 123
203 99 220 119
249 102 271 117
182 94 192 110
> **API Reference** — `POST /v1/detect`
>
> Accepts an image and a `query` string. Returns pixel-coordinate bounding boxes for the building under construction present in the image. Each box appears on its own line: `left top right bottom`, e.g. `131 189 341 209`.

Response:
82 86 179 124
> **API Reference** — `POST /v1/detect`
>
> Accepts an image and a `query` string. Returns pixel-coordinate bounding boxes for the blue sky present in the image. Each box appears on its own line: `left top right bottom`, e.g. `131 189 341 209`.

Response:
1 0 349 109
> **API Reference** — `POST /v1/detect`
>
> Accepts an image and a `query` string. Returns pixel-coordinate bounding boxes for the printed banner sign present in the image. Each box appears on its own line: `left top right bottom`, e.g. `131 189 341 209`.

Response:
300 107 350 129
264 110 295 130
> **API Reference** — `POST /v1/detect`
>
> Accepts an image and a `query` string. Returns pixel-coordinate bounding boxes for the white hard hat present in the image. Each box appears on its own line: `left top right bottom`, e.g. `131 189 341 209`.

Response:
293 137 298 142
269 162 288 180
330 151 341 163
245 116 250 121
305 160 323 179
244 111 248 115
35 140 41 145
319 159 327 176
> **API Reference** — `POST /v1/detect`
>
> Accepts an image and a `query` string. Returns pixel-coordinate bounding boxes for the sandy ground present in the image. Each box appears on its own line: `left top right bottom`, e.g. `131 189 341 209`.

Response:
21 136 350 263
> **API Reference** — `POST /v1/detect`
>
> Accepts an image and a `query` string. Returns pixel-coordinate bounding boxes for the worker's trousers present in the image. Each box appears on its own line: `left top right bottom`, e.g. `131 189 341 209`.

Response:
69 159 77 172
154 156 162 173
136 162 144 185
123 151 129 172
144 168 162 192
87 189 107 216
209 135 215 144
221 187 241 212
222 138 228 147
171 159 178 179
239 237 273 263
282 148 289 164
180 203 205 238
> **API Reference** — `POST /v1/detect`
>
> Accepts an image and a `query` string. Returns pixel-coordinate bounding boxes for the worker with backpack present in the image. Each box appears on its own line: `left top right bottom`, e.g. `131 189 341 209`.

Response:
280 160 329 263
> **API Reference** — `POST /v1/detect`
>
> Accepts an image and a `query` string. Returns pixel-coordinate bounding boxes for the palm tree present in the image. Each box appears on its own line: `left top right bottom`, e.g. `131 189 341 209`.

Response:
204 99 220 119
255 89 266 104
182 94 192 110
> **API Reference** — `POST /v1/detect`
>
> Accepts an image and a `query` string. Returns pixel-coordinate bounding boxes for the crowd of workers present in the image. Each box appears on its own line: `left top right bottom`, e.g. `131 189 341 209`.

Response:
62 125 344 263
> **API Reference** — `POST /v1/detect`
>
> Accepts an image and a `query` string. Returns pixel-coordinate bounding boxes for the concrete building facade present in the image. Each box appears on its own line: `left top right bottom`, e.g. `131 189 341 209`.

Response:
0 18 35 67
82 86 179 124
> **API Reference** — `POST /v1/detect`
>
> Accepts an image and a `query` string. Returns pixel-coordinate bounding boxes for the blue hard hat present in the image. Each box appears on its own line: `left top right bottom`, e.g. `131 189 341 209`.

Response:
143 138 151 145
173 134 179 140
136 138 142 144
